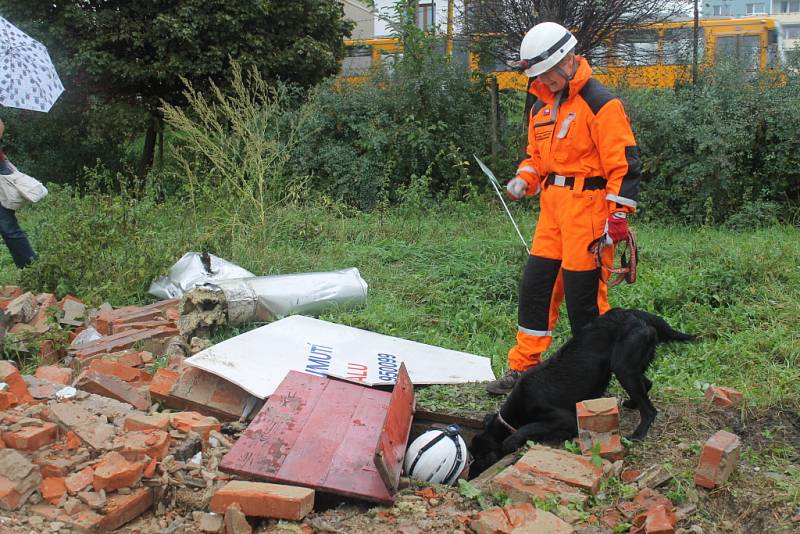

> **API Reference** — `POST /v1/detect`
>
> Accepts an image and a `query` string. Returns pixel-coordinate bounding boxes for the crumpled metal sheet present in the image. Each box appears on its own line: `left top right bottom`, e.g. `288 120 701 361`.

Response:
149 252 255 299
208 267 368 324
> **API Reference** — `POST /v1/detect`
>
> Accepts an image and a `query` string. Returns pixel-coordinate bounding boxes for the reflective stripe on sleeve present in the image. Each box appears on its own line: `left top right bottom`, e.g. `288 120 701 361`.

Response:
518 325 552 337
606 194 638 208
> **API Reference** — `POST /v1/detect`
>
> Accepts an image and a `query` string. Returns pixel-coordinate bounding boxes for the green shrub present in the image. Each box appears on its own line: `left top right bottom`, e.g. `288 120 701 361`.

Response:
1 93 141 185
620 62 800 225
16 181 199 305
287 9 492 209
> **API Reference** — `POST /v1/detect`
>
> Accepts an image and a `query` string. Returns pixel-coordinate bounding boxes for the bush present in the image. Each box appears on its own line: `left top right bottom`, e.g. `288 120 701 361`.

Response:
1 92 141 185
620 62 800 225
287 10 492 209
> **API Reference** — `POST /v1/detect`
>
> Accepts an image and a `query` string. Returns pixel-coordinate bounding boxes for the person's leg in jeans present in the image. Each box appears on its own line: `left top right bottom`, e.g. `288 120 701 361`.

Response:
0 205 36 268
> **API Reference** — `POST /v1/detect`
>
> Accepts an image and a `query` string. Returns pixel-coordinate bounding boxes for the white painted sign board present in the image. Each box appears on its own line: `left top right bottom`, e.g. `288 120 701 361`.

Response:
184 315 494 399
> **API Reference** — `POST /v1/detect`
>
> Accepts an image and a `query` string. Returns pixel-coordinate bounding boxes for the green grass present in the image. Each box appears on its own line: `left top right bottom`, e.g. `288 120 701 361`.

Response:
3 187 798 406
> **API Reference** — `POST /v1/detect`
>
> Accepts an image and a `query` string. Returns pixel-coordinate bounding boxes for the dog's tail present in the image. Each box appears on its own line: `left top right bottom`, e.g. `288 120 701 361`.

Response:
631 310 695 343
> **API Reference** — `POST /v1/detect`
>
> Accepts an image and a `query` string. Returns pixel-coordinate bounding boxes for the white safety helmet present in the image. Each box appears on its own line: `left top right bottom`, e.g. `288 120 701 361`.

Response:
403 424 468 486
519 22 578 78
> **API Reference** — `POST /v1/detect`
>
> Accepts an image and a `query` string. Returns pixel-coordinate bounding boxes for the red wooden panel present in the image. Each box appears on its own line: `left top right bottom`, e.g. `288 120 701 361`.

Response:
220 371 327 477
219 371 400 503
374 363 415 493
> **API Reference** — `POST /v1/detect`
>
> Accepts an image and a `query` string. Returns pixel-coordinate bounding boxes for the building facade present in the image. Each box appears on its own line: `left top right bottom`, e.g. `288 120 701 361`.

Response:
342 1 462 38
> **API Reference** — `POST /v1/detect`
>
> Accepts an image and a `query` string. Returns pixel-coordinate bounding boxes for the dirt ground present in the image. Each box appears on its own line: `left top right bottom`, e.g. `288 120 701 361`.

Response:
3 388 796 534
122 390 799 534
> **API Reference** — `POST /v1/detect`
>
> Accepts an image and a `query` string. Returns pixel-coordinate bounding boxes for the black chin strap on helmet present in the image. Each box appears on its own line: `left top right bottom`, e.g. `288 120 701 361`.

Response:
406 424 465 484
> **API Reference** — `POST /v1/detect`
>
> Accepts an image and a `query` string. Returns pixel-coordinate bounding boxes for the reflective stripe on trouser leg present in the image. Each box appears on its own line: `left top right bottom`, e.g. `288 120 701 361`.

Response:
508 256 563 371
563 268 602 336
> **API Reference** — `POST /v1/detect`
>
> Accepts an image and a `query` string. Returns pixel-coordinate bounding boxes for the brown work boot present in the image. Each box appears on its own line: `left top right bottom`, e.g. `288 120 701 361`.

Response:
485 369 523 395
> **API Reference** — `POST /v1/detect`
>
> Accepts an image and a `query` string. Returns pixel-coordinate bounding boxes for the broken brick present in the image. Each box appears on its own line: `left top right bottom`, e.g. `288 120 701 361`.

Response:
143 458 157 478
149 367 179 404
488 464 588 506
470 502 574 534
704 385 744 408
0 449 41 511
169 367 251 421
40 476 66 505
224 503 252 534
92 451 144 492
30 293 58 332
0 360 33 404
72 325 178 361
87 358 152 384
110 350 151 368
578 431 625 462
115 429 170 461
50 402 122 450
97 487 155 531
210 481 315 520
621 469 641 483
2 421 59 451
35 365 73 385
513 445 604 494
5 292 36 323
30 488 154 532
95 299 179 335
576 397 620 434
170 411 221 440
123 413 169 432
695 430 741 489
65 466 94 495
65 431 81 450
77 490 106 511
33 450 89 478
75 371 150 411
0 391 18 410
644 504 677 534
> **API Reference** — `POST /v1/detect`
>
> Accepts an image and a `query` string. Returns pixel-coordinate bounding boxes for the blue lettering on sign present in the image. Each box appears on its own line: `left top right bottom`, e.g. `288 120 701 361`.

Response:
377 352 399 382
304 344 334 377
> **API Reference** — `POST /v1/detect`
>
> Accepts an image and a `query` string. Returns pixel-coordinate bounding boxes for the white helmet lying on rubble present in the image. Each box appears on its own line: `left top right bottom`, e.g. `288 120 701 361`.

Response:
519 21 578 78
403 424 468 486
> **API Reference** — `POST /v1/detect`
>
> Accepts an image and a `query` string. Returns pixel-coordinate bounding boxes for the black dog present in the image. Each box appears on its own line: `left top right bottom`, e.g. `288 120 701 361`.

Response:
470 308 694 476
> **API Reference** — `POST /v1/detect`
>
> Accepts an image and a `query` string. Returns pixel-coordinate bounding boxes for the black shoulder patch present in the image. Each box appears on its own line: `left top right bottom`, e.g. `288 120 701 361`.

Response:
579 78 616 115
531 99 545 118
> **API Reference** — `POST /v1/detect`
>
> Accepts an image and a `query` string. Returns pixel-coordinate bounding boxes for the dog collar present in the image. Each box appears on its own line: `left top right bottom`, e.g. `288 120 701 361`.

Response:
497 411 518 433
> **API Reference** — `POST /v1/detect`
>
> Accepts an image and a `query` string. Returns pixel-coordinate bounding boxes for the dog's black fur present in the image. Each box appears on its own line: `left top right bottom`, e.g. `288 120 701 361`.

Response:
470 308 694 477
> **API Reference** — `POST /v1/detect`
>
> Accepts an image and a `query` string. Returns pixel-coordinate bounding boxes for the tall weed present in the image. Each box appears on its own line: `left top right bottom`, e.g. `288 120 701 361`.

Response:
161 63 317 228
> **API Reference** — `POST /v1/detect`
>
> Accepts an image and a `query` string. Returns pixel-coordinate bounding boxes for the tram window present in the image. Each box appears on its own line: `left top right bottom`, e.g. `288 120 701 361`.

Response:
587 44 609 72
342 46 373 76
663 28 705 65
615 30 659 67
715 35 761 70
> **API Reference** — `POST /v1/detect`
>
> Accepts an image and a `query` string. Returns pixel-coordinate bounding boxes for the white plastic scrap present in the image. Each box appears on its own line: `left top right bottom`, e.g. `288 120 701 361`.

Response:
189 451 203 465
55 386 77 400
70 326 103 348
0 382 7 392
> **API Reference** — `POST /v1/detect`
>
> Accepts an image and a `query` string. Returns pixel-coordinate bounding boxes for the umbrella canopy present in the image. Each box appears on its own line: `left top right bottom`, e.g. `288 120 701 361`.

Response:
0 16 64 113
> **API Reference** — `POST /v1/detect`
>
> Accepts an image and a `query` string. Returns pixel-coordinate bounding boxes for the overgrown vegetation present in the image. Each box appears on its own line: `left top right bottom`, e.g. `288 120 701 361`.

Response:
621 63 800 225
3 184 798 407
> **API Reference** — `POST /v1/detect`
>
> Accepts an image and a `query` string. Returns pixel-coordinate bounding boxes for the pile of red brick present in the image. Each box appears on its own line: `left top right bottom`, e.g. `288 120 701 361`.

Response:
469 395 744 534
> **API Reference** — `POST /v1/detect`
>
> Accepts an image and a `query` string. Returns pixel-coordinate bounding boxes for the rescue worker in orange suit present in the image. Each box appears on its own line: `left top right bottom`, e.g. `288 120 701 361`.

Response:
485 22 641 394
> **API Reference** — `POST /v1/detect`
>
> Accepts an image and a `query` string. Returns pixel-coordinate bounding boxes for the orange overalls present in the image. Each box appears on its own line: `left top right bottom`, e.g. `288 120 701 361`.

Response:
508 56 641 371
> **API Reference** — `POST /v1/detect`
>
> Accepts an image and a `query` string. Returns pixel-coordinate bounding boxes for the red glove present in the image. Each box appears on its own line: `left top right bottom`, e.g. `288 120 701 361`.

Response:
606 212 629 243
